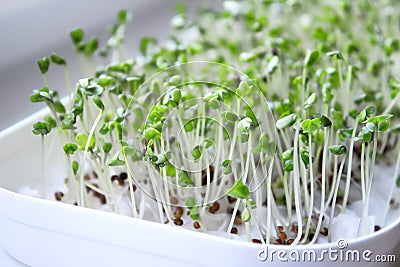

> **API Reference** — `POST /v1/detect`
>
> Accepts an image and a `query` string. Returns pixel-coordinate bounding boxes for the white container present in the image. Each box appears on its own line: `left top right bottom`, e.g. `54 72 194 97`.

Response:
0 109 399 267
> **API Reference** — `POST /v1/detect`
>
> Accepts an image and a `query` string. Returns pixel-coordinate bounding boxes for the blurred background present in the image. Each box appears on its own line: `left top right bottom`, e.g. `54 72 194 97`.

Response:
0 0 217 130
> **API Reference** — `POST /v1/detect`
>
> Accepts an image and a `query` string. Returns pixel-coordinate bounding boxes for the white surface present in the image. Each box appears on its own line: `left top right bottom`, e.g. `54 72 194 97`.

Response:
0 247 26 266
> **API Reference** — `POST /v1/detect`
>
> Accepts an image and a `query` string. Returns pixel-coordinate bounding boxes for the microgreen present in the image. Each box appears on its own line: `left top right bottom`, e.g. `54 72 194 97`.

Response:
29 1 400 246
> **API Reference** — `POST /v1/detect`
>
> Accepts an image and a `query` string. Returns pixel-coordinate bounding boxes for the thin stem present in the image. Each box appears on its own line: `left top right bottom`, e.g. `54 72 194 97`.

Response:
291 126 303 245
310 128 329 244
80 110 103 207
342 120 358 213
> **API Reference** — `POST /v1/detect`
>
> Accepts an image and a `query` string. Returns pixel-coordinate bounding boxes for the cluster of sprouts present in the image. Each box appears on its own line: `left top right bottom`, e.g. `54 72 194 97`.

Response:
30 1 400 245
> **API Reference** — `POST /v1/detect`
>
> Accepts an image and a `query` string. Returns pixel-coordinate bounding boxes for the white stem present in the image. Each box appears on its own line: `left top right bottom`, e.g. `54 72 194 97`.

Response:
342 121 358 213
310 128 329 244
291 126 303 246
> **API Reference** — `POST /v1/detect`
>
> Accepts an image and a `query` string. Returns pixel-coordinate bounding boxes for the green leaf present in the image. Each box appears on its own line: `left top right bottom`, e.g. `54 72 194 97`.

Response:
139 37 157 55
378 121 390 132
76 133 95 150
32 121 51 135
192 145 202 160
165 164 176 177
226 179 249 199
37 57 50 74
222 159 232 174
143 127 161 139
328 145 347 155
63 143 78 155
241 208 251 222
301 118 321 133
326 50 344 60
276 114 297 130
365 114 393 124
92 96 105 110
389 78 400 89
54 100 66 113
178 170 193 187
300 150 310 168
186 197 199 220
304 49 320 67
44 115 57 129
70 28 84 45
108 151 126 166
304 93 316 109
97 76 114 87
318 114 332 127
72 160 79 175
221 111 239 122
50 53 66 65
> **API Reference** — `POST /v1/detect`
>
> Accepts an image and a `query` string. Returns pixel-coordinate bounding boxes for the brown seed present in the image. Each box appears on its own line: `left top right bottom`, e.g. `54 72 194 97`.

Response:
231 227 238 234
227 207 234 214
209 201 220 214
252 239 262 244
287 239 294 245
93 191 107 204
320 227 328 236
227 196 237 203
175 207 184 219
84 173 91 181
274 239 284 245
170 197 179 205
54 191 64 201
278 232 287 240
99 194 107 204
174 218 183 226
164 220 169 224
111 175 119 182
129 184 137 192
234 216 243 225
277 226 285 233
73 202 78 206
119 172 128 180
374 225 381 232
292 225 298 233
92 171 98 179
194 221 201 229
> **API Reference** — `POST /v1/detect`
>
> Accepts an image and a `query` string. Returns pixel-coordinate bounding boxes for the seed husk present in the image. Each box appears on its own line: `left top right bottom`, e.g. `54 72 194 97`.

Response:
231 227 238 234
54 191 64 201
227 195 237 203
209 201 220 214
278 232 287 240
174 218 183 226
194 221 201 229
320 227 328 236
170 196 179 205
175 207 184 219
234 216 243 225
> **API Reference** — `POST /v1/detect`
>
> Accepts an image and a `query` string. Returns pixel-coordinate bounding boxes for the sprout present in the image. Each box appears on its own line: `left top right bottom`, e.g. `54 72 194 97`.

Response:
28 1 400 247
